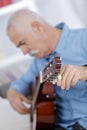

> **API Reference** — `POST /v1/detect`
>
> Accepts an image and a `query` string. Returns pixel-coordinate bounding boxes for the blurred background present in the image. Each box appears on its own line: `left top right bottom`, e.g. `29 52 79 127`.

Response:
0 0 87 130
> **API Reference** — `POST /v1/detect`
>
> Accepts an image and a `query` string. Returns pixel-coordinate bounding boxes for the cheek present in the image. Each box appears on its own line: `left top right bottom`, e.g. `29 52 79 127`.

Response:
34 38 49 52
39 44 47 52
43 44 50 51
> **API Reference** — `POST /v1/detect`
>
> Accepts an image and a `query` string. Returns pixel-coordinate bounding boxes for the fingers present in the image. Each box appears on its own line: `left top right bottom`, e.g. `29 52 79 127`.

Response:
57 74 62 86
57 65 72 90
71 70 80 86
8 91 32 114
21 94 32 104
11 99 31 114
56 65 81 90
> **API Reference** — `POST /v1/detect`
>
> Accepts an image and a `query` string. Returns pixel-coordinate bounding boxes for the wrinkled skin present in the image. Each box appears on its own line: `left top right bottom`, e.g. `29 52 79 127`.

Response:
57 65 87 90
7 89 31 114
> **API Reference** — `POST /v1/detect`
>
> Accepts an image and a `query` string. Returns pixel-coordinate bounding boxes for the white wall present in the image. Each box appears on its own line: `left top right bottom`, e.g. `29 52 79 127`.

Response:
35 0 87 28
0 97 31 130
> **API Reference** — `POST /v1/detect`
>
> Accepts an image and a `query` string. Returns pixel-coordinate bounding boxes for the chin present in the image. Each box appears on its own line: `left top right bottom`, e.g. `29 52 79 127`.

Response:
36 54 44 58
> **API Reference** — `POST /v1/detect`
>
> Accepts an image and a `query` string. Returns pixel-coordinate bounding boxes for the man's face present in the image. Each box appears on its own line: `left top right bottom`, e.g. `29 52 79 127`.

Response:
9 30 51 58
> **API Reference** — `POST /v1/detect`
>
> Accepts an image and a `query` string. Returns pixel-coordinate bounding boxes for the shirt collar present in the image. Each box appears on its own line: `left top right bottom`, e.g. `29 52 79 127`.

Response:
55 23 70 53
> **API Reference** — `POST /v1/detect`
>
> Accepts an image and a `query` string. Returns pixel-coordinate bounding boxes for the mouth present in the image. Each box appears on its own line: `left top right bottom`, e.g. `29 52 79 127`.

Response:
28 50 39 56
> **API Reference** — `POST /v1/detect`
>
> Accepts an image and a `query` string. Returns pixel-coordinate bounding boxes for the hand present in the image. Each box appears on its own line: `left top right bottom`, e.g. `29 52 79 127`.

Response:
7 88 31 114
57 65 87 90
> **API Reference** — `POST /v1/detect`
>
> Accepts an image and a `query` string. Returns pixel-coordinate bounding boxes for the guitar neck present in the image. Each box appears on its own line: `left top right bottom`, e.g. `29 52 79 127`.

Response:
31 77 41 112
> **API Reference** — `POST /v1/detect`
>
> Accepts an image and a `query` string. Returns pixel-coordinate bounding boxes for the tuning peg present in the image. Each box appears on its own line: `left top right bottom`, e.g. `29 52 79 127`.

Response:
49 63 52 67
50 72 52 75
57 74 62 80
47 74 50 78
52 78 57 85
47 67 49 70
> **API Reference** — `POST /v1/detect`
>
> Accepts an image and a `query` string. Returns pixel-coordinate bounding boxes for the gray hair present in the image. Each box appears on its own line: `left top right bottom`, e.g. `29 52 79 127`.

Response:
7 9 47 36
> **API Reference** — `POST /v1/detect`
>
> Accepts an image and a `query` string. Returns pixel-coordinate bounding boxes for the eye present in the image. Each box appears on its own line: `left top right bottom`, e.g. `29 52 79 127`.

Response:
21 40 26 45
18 39 27 47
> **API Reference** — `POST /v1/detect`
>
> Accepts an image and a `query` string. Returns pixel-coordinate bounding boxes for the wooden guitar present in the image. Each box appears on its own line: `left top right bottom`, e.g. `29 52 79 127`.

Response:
30 56 61 130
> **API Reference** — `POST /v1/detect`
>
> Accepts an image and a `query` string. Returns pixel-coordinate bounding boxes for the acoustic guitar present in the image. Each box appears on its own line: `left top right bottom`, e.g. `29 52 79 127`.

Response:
30 56 61 130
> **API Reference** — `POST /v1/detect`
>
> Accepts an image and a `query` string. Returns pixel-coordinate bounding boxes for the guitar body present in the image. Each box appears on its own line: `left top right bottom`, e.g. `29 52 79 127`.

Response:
36 82 55 130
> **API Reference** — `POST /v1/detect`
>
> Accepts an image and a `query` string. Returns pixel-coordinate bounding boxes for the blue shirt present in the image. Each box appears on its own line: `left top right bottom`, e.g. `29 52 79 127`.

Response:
10 23 87 130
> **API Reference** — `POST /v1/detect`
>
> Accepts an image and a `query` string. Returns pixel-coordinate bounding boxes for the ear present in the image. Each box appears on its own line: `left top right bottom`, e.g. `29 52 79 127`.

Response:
31 21 44 33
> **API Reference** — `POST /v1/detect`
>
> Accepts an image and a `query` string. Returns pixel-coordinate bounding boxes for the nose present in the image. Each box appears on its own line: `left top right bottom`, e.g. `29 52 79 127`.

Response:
21 47 28 55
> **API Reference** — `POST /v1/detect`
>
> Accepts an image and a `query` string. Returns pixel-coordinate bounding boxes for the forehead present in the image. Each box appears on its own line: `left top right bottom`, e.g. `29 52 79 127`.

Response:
8 23 38 47
8 23 32 38
9 28 35 48
8 26 24 45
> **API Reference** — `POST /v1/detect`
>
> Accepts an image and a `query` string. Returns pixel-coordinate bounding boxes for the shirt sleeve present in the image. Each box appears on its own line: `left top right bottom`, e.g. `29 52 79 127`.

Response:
83 29 87 49
10 58 39 96
82 29 87 61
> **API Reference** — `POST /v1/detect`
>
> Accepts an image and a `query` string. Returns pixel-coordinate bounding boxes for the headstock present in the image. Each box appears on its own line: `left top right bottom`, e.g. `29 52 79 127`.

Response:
40 56 61 84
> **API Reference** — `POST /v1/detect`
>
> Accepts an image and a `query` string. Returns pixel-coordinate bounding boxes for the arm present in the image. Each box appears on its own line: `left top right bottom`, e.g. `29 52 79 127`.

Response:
7 59 38 114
